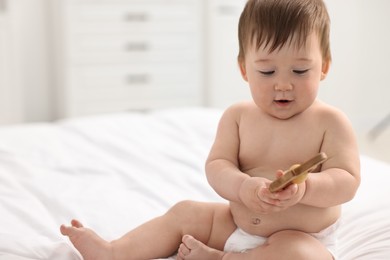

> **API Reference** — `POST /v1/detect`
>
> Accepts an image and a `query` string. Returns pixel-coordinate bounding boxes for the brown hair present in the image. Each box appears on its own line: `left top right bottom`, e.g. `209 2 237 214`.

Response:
238 0 331 63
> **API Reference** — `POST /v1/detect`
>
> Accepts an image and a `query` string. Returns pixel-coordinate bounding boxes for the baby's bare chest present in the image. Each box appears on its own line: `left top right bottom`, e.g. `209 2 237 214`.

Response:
238 120 325 176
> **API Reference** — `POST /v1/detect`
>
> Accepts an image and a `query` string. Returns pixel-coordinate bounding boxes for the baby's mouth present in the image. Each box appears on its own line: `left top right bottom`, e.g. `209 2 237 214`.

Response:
275 99 292 104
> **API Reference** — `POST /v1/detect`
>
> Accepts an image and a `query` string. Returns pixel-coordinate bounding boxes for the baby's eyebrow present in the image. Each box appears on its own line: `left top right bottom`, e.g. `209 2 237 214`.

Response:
254 57 313 63
294 57 313 62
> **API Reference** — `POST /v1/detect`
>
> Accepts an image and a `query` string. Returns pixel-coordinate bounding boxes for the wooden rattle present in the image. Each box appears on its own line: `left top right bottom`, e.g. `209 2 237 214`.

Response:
269 152 328 193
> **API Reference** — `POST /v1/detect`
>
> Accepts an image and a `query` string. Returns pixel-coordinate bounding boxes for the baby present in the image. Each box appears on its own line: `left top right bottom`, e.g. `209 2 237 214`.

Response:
61 0 360 259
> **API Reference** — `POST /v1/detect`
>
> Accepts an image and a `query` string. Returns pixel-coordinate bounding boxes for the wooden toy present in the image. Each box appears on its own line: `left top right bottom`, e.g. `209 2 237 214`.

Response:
269 152 328 192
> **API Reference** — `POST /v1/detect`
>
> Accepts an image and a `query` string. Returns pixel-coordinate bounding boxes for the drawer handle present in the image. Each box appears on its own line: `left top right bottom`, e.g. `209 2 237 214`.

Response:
124 13 149 22
125 42 149 52
126 74 150 85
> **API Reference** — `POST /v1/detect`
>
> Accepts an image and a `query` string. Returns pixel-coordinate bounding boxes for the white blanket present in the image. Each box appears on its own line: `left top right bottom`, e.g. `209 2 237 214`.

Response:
0 108 389 259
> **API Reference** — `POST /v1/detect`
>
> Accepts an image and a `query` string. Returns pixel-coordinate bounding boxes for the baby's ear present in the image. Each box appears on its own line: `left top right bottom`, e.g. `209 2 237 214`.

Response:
321 60 330 80
238 60 248 82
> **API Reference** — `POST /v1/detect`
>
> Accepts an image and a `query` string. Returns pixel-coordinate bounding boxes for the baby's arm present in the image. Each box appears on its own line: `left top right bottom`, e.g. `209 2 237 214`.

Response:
205 105 248 203
300 108 361 208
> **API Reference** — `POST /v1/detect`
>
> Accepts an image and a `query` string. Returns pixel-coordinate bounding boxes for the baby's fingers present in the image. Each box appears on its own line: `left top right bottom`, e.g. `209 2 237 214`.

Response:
275 169 284 179
274 184 298 200
258 187 281 205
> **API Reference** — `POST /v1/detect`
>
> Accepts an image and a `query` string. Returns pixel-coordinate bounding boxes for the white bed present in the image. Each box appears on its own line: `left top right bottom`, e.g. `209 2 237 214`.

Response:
0 107 389 260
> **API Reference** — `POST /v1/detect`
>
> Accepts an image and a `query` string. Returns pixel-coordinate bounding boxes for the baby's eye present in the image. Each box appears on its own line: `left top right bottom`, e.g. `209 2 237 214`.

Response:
259 70 275 76
293 69 309 75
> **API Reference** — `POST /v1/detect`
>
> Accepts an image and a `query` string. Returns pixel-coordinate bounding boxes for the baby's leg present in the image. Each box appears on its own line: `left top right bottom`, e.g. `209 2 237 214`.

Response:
178 230 333 260
61 201 235 260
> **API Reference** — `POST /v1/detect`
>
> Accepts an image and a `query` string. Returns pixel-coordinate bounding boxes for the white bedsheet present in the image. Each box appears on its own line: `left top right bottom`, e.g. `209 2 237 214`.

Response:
0 108 389 259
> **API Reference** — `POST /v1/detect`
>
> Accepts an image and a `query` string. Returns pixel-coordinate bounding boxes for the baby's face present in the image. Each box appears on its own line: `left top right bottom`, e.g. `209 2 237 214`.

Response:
241 33 328 120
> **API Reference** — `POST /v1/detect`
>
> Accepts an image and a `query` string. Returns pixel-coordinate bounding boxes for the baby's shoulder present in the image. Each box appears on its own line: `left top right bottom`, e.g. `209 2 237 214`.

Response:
226 101 262 114
221 101 257 118
311 100 352 126
227 100 256 110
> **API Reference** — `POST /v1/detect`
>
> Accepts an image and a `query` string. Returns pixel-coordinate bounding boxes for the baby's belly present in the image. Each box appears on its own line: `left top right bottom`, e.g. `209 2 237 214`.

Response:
230 202 341 237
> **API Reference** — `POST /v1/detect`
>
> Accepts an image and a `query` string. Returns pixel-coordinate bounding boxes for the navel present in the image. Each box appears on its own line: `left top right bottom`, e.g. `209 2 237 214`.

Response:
252 217 261 225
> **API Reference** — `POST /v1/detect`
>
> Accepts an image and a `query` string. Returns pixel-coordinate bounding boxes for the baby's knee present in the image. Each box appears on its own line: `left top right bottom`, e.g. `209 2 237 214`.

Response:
168 200 209 223
267 230 332 260
167 201 218 241
169 200 199 216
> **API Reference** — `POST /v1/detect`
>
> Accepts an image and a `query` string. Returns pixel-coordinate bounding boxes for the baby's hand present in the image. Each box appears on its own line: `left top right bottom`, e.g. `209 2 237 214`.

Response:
260 170 306 210
238 171 306 214
238 176 284 214
238 177 271 214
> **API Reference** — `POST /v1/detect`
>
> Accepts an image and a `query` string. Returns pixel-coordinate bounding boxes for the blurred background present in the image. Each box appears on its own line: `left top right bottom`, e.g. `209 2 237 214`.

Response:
0 0 389 162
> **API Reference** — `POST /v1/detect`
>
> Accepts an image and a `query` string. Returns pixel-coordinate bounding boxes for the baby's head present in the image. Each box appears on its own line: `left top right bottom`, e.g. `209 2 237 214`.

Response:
238 0 331 64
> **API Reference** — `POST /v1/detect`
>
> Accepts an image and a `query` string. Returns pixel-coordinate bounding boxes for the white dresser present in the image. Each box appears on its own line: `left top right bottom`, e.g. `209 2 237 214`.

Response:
51 0 203 118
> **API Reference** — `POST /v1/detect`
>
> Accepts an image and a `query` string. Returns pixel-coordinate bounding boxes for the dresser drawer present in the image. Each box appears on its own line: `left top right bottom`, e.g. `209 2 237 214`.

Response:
67 62 199 94
63 64 202 115
65 2 198 34
69 32 199 64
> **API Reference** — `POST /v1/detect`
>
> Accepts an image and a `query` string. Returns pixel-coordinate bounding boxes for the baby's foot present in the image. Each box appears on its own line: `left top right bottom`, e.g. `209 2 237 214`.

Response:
177 235 225 260
60 219 113 260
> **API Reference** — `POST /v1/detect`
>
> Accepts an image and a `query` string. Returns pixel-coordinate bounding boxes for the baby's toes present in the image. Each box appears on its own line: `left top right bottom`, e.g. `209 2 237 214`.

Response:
71 219 84 228
182 235 203 251
177 242 191 259
60 224 76 236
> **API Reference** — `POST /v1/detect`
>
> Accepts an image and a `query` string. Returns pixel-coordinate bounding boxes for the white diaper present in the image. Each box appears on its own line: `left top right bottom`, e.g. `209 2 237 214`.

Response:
224 220 340 259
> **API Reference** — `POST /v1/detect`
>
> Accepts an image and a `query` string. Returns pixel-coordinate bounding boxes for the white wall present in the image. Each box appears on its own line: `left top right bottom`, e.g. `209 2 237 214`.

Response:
15 0 52 122
321 0 390 134
0 0 51 124
205 0 250 109
0 0 24 124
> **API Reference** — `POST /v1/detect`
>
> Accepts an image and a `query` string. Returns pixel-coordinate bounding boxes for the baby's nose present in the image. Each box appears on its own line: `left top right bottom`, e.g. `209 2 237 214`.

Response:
274 82 293 91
